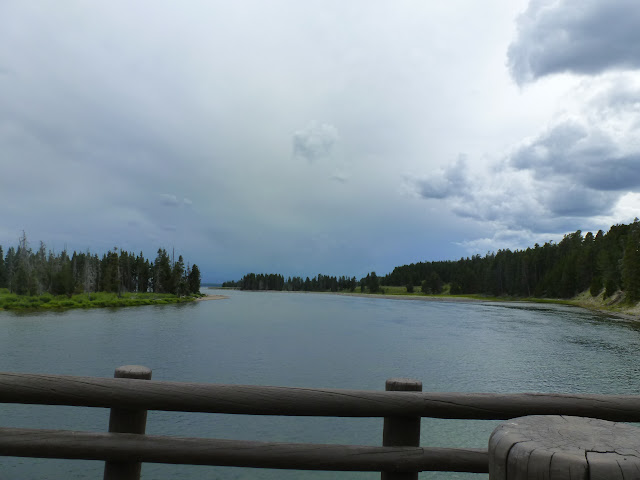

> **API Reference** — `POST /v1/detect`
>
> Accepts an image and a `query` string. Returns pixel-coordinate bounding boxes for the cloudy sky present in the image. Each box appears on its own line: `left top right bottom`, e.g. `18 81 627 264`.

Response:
2 0 640 283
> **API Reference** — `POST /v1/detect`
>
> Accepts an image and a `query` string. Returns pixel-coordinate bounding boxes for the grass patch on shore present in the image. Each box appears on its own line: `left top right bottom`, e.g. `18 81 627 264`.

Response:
0 289 199 312
351 285 636 315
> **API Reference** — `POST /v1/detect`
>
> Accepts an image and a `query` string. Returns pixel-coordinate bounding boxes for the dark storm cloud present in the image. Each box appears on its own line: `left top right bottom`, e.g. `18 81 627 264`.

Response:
508 0 640 84
413 155 470 200
511 121 640 192
546 184 617 216
580 155 640 191
292 122 339 162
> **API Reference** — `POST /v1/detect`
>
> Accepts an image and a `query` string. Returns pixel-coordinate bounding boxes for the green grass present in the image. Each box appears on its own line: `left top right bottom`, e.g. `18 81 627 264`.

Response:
0 290 199 312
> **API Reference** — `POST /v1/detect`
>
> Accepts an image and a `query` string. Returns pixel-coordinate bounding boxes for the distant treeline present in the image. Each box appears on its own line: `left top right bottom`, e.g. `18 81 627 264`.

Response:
383 220 640 301
223 273 358 292
0 233 201 297
225 220 640 301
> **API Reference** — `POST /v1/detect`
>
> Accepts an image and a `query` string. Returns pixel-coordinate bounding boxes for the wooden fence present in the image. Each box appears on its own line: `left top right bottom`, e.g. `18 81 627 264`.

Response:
2 365 640 479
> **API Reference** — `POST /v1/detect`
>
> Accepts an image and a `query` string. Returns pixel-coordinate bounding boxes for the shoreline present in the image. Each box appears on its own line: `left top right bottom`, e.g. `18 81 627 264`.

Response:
331 291 481 302
196 292 229 301
226 288 640 321
204 287 640 321
338 292 640 322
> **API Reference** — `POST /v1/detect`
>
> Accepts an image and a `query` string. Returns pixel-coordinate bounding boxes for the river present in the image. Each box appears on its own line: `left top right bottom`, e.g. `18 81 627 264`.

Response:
1 289 639 479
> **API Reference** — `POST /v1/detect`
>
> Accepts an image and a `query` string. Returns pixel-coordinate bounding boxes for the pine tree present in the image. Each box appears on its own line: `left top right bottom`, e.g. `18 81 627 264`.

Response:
153 249 172 293
173 255 186 295
368 272 380 293
0 246 5 288
15 232 35 295
622 234 640 303
188 264 201 294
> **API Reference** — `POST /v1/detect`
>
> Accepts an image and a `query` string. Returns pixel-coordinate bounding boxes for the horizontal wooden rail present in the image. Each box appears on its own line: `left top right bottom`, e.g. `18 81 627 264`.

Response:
0 427 489 473
2 372 640 421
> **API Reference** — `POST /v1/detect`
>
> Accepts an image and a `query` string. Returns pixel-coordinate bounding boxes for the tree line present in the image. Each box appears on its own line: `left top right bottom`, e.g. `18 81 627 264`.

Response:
223 273 358 292
224 220 640 302
383 220 640 301
0 232 201 297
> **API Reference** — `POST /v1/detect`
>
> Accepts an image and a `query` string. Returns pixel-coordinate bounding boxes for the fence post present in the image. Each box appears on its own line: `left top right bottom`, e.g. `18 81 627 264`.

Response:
381 378 422 480
103 365 152 480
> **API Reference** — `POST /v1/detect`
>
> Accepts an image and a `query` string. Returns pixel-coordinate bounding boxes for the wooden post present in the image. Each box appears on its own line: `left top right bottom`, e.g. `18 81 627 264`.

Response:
489 415 640 479
381 378 422 480
103 365 152 480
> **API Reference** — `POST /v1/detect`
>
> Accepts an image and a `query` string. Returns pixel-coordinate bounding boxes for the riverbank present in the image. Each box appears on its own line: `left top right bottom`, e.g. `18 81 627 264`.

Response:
567 290 640 320
331 289 640 321
0 290 203 311
196 291 229 301
207 286 640 320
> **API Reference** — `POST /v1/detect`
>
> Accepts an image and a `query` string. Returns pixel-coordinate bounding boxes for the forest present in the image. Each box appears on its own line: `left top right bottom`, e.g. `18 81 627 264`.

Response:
382 220 640 301
0 233 201 297
226 220 640 302
223 273 358 292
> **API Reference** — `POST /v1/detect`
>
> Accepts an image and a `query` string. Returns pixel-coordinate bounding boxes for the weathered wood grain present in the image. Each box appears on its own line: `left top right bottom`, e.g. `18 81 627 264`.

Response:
382 378 422 480
0 427 489 472
2 372 640 420
104 366 152 480
488 415 640 479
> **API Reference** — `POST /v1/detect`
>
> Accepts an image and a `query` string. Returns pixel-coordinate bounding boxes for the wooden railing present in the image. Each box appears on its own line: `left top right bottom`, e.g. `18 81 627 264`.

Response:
2 366 640 479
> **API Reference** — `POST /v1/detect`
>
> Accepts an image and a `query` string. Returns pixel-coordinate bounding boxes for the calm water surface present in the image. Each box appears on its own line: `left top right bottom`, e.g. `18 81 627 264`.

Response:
1 289 640 479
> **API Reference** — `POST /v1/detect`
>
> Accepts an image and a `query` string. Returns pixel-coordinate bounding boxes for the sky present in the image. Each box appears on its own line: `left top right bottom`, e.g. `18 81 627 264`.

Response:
2 0 640 283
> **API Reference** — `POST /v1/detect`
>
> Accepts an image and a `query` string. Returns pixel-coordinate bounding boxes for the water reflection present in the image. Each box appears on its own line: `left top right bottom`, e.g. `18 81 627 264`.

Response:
2 291 640 479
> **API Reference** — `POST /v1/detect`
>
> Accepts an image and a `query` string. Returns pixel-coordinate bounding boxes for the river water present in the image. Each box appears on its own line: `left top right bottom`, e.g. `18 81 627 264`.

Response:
1 289 639 479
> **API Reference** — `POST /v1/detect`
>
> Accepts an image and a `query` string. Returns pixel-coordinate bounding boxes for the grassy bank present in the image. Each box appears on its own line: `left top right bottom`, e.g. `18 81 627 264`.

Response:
349 285 640 318
0 289 201 311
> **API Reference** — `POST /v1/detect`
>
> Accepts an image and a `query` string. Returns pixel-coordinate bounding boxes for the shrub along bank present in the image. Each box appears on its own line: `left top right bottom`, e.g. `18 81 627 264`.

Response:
0 289 202 311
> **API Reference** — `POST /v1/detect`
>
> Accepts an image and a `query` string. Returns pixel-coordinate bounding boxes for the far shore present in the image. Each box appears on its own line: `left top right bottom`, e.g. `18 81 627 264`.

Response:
196 291 229 301
208 287 640 321
331 292 480 302
334 291 640 322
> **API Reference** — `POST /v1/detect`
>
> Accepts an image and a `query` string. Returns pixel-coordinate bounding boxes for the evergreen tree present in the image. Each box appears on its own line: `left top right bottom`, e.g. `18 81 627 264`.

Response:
84 251 98 297
154 249 172 293
0 246 5 288
622 234 640 302
188 264 201 294
368 271 380 293
428 271 443 293
52 255 74 297
5 247 16 293
15 232 36 295
136 254 150 293
101 249 120 293
0 234 197 298
173 255 186 295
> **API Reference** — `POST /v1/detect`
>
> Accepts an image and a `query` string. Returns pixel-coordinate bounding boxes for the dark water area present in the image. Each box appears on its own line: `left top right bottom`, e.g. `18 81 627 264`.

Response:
1 290 639 479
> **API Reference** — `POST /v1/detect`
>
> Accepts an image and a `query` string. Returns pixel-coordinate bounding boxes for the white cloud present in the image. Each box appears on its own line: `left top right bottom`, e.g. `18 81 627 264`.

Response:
292 122 339 163
410 72 640 247
510 74 640 192
160 194 180 207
